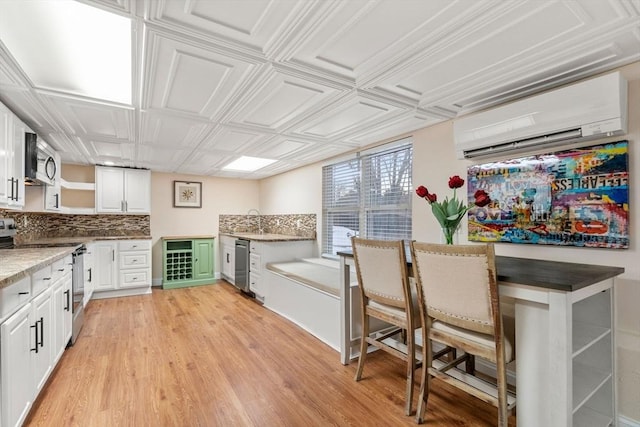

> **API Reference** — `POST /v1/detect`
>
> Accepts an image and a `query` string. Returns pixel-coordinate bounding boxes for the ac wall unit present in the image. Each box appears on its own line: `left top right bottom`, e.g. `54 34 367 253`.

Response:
453 72 628 159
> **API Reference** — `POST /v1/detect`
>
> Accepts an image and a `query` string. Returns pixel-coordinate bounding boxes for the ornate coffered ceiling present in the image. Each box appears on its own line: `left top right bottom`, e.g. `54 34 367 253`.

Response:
0 0 638 178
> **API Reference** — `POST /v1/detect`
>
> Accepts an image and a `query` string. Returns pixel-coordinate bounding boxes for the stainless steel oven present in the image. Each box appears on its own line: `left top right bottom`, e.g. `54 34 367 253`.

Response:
70 245 86 345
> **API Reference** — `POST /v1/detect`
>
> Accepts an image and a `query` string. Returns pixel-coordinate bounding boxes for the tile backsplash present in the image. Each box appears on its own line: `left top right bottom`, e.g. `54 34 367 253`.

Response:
219 213 316 238
0 209 150 244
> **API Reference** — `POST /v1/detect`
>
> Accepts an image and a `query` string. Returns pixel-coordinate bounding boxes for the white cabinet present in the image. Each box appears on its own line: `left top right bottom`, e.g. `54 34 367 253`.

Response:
92 240 152 299
44 151 62 211
84 243 95 304
93 241 118 292
0 103 26 209
51 256 72 363
95 166 150 214
1 303 33 427
247 240 314 302
220 235 235 285
118 240 151 289
0 254 72 427
31 288 53 394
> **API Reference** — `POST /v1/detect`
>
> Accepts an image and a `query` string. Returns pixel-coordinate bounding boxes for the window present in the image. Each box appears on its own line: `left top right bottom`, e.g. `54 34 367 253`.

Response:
322 140 413 255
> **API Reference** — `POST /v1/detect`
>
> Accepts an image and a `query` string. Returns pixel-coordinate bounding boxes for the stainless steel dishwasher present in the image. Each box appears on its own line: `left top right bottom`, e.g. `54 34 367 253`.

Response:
234 239 250 292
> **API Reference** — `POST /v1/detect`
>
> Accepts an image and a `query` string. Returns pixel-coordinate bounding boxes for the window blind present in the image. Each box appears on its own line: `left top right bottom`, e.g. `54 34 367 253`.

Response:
322 141 412 255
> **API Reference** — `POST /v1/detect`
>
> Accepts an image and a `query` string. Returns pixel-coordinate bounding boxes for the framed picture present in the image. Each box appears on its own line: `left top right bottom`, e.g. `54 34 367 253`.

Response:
466 140 629 249
173 181 202 208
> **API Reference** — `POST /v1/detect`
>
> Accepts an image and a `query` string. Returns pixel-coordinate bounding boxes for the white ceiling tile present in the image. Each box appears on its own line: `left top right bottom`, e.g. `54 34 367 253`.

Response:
0 0 637 179
139 111 210 148
143 29 260 119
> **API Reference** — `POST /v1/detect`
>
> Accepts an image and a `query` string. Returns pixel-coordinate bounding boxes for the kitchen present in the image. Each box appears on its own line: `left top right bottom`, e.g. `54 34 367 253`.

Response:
1 1 639 426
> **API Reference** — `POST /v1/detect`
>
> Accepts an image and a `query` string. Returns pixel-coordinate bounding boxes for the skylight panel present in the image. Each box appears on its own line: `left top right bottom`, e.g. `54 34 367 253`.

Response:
223 156 277 172
0 0 132 104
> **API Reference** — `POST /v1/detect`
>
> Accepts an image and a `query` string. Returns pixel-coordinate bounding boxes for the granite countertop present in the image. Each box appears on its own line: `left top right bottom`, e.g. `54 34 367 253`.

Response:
16 235 152 248
220 232 315 242
2 235 152 289
0 247 77 289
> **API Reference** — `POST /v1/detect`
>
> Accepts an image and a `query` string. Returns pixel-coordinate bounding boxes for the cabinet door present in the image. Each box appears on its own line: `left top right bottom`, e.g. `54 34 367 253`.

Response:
96 167 125 213
1 303 34 427
222 244 235 283
123 169 150 213
9 116 26 208
0 103 10 205
32 289 53 394
84 244 95 303
52 276 72 363
44 184 61 211
94 242 118 291
193 239 214 281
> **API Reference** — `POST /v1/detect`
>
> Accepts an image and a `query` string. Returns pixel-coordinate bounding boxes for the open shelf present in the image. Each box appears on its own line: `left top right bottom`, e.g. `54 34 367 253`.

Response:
572 322 611 358
60 178 95 191
573 362 611 412
573 405 614 427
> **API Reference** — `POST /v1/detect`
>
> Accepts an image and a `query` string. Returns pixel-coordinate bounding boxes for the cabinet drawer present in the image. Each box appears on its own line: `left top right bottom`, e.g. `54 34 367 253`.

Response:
118 240 151 252
1 276 31 319
119 269 150 288
119 251 150 269
249 272 262 296
249 253 261 272
249 241 261 253
32 265 53 296
51 255 72 282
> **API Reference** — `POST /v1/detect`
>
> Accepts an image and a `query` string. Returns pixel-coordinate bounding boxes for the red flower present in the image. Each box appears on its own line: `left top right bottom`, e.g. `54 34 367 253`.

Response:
416 186 438 204
474 189 491 207
448 175 465 189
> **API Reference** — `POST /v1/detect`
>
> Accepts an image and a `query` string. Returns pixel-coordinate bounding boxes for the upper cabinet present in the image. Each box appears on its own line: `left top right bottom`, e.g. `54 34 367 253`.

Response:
0 102 26 210
95 166 151 214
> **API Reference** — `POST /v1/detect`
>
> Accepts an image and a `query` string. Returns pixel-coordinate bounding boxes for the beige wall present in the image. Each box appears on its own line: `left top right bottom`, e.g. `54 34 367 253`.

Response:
149 172 260 281
258 63 640 421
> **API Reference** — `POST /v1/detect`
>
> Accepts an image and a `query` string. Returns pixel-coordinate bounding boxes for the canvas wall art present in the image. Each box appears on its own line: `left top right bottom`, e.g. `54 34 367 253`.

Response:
467 141 629 248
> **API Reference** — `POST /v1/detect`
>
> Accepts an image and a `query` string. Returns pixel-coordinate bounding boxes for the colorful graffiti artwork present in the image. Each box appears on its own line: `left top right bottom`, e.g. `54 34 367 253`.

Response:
467 141 629 249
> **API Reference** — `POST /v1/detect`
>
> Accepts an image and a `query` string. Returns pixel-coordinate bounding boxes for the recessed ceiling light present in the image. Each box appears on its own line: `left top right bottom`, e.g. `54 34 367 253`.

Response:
0 0 131 104
103 161 115 166
222 156 276 172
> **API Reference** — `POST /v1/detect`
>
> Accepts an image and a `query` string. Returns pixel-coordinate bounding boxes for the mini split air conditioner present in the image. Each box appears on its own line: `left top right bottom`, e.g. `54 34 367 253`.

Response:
453 72 628 159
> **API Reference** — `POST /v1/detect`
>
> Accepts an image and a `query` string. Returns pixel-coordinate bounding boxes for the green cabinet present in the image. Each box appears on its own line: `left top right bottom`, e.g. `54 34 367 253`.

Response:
162 237 215 289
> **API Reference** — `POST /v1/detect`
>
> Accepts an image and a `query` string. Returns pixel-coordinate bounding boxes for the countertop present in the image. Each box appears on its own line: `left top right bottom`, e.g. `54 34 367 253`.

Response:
220 232 315 242
162 235 216 240
338 251 624 292
0 246 77 289
15 235 151 248
1 235 152 289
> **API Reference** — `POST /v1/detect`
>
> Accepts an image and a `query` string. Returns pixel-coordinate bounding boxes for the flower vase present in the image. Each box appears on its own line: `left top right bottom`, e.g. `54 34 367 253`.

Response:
440 225 460 245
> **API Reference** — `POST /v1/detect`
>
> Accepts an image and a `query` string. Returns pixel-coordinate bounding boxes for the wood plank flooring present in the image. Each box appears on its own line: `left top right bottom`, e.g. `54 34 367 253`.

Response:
25 282 515 426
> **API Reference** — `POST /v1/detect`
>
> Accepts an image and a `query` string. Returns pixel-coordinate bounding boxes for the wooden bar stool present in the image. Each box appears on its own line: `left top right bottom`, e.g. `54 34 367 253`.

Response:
410 242 516 426
351 237 421 416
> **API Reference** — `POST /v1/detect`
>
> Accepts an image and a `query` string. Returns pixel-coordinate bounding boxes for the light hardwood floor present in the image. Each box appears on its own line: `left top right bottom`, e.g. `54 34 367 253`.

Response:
25 282 515 426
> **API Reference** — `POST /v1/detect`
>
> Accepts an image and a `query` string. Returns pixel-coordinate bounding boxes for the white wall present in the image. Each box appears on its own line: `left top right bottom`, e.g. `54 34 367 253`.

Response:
258 62 640 421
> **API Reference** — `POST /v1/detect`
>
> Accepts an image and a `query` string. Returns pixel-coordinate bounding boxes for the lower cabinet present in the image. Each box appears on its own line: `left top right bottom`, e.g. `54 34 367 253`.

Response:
220 235 235 285
1 255 71 427
162 237 215 289
1 303 33 427
93 241 118 292
92 239 152 299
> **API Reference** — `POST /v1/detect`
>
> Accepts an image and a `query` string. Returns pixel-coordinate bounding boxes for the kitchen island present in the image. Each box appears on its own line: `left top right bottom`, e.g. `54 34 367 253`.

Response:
338 251 624 427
